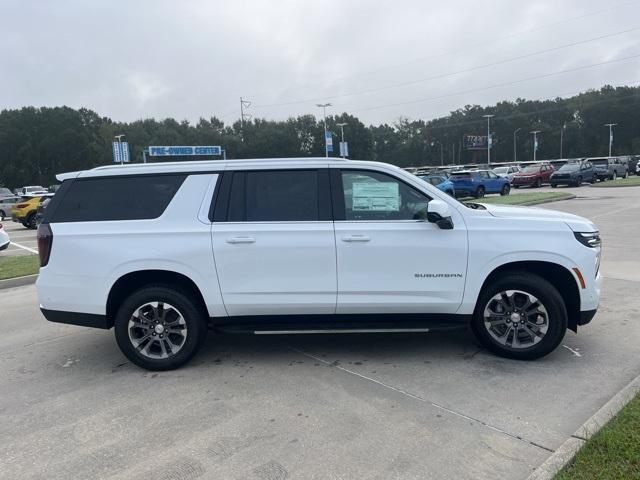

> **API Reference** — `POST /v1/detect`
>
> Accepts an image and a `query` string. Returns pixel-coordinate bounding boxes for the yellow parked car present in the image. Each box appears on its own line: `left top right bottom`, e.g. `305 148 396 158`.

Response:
12 195 50 229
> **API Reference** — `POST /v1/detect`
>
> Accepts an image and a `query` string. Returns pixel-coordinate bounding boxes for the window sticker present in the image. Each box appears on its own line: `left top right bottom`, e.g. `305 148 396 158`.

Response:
352 182 400 211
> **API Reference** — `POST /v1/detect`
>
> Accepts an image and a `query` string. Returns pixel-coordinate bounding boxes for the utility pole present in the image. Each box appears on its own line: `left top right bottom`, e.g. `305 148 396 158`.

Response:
431 141 443 166
483 114 494 167
530 131 541 162
316 103 332 157
604 123 617 157
114 134 125 166
513 128 521 163
336 122 347 158
560 123 566 159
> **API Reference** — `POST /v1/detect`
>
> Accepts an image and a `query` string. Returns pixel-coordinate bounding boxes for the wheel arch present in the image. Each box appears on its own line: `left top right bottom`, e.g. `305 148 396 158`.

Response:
477 261 581 332
106 270 209 328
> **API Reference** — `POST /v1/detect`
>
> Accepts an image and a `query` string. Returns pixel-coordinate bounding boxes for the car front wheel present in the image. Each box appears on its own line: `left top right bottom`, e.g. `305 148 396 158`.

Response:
114 285 207 371
475 186 485 198
471 273 567 360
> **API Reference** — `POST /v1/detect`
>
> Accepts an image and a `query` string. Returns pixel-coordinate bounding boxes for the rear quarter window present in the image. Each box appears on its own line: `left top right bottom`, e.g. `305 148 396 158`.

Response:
48 174 187 222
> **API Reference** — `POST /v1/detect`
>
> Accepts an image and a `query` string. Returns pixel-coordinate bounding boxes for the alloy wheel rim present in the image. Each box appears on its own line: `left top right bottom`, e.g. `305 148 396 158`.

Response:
128 301 188 359
483 290 549 349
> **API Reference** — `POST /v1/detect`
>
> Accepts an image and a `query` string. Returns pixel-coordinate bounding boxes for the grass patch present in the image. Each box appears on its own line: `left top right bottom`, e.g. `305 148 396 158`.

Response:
0 255 39 280
591 176 640 187
464 191 575 206
556 392 640 480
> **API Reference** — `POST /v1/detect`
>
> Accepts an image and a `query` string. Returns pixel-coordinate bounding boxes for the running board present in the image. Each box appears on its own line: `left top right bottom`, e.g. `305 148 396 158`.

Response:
254 328 430 335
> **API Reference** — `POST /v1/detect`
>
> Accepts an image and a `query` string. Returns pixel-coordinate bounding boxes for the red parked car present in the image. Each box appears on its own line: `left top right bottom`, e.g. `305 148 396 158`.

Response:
511 163 555 188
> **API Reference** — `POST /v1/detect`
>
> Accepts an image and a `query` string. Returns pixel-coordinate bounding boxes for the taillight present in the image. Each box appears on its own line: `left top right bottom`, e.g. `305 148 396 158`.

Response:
37 223 53 267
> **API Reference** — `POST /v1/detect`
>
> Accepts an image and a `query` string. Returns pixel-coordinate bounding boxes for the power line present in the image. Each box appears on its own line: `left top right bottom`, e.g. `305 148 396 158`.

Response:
242 0 640 103
253 26 640 109
351 53 640 113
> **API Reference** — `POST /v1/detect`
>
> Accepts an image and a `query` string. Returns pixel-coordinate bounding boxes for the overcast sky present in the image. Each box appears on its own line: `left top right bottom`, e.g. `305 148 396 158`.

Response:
1 0 639 125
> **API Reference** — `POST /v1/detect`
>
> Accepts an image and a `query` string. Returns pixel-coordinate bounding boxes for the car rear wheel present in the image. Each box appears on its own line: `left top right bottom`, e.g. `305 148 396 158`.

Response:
25 212 37 229
114 285 207 371
534 178 542 188
0 209 5 220
500 184 510 196
470 273 567 360
574 176 582 187
475 186 485 198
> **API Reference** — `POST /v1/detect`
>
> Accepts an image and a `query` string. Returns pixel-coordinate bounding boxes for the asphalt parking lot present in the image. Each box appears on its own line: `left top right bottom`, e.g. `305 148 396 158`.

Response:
1 185 639 479
0 221 38 257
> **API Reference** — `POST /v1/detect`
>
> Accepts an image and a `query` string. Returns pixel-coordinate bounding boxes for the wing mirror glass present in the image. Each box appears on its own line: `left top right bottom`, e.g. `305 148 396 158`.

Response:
427 199 454 230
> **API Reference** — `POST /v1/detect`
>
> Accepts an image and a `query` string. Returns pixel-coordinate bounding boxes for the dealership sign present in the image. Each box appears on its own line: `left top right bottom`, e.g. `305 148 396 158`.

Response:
149 146 222 156
463 135 489 150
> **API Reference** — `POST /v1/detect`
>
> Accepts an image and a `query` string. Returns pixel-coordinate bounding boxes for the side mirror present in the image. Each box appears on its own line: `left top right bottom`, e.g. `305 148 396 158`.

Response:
427 199 454 230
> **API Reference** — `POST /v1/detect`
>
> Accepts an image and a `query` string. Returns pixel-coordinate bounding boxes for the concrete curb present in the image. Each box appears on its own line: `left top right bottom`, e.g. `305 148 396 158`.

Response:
0 274 38 290
527 372 640 480
514 193 576 207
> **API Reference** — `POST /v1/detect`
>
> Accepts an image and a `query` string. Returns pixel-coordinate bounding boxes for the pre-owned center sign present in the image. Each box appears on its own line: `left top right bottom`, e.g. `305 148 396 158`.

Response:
149 146 222 156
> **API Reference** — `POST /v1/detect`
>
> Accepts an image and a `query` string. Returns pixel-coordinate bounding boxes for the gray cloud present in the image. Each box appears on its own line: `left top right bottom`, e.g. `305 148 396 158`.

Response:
1 0 639 125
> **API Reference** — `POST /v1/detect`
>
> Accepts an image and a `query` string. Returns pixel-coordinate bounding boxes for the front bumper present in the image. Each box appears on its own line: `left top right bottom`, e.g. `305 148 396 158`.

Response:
512 178 536 186
550 177 575 186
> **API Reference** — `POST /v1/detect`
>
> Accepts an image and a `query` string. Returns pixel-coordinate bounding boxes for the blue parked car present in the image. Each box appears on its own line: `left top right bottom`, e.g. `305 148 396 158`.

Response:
418 174 455 196
449 170 511 198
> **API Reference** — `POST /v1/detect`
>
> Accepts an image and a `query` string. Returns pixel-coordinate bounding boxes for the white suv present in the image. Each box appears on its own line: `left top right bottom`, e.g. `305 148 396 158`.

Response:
36 158 602 370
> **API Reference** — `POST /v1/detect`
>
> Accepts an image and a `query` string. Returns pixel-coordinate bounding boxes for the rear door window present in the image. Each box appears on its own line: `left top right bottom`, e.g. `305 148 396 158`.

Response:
226 170 328 222
48 174 186 222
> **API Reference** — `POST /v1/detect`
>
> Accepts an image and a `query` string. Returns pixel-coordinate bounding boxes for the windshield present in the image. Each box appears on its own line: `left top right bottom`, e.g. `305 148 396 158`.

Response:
558 164 580 172
521 166 540 173
493 167 508 174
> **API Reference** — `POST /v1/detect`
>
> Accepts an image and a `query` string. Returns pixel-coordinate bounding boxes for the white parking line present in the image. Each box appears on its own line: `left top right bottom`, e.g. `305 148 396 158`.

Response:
10 241 38 254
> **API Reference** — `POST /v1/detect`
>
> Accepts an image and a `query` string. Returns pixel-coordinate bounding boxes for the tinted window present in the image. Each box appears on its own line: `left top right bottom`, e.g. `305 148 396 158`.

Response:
228 170 320 222
50 174 186 222
341 170 430 221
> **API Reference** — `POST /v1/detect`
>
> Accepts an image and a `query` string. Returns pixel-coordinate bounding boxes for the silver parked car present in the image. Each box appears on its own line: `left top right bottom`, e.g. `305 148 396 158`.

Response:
0 196 20 220
492 165 521 182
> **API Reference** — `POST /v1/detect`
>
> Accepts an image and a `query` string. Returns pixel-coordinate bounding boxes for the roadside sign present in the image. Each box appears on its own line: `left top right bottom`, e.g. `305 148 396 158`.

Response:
148 146 222 156
112 142 130 163
325 132 333 153
339 141 349 157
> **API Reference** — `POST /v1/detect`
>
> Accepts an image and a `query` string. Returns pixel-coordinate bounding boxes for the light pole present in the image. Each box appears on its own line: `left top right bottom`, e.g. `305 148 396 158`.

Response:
114 134 126 166
604 123 617 157
513 128 521 163
336 122 348 158
560 123 566 159
431 141 443 166
530 131 541 162
316 103 332 157
483 114 494 167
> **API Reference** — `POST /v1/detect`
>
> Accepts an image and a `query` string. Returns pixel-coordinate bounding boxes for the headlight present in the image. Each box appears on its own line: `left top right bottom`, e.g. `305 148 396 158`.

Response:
574 231 601 248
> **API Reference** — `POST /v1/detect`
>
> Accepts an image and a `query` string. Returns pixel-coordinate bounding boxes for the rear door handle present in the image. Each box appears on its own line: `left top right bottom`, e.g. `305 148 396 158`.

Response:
341 235 371 243
226 237 256 244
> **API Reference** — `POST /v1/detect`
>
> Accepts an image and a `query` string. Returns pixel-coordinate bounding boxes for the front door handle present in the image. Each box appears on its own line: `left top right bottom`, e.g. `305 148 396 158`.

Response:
226 237 256 244
341 235 371 243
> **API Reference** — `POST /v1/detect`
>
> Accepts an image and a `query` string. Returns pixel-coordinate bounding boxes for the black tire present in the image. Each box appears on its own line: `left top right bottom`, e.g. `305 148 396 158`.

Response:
25 212 37 229
513 185 520 189
475 186 485 198
114 285 207 371
0 209 5 220
550 184 557 188
470 272 567 360
534 178 542 188
500 184 510 196
575 176 582 187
